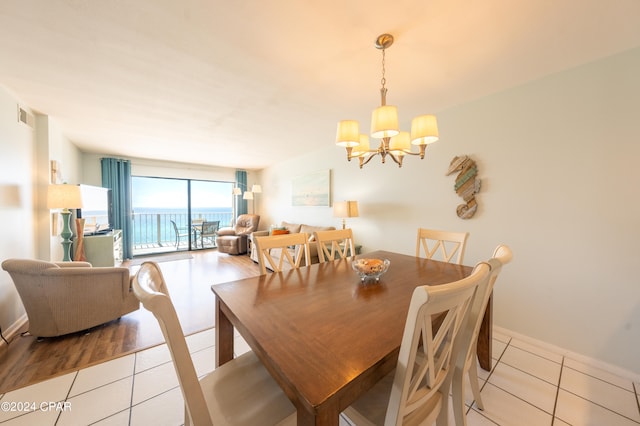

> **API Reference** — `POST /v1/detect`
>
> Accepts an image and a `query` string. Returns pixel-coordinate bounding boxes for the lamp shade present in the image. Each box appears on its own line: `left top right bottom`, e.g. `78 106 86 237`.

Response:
410 114 439 145
232 187 242 195
389 131 411 154
251 184 262 193
243 191 254 200
333 200 359 218
371 105 399 139
47 184 83 210
336 120 361 147
351 134 370 156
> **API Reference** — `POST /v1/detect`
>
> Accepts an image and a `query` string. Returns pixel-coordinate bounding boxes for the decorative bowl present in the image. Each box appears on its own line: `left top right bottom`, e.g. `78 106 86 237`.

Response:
351 258 390 283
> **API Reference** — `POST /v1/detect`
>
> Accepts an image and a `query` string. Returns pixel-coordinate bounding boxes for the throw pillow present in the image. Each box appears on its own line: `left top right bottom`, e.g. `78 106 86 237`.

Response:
270 226 289 236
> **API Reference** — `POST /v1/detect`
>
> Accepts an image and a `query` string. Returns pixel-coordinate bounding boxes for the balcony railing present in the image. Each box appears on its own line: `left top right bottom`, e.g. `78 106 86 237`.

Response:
132 211 233 253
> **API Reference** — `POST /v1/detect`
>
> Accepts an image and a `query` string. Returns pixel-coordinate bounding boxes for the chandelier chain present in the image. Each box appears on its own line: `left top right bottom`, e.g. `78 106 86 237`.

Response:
380 48 387 90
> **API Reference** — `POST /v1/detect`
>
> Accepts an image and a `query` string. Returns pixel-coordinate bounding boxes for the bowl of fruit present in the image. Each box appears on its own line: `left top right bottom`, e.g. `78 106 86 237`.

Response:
351 258 390 283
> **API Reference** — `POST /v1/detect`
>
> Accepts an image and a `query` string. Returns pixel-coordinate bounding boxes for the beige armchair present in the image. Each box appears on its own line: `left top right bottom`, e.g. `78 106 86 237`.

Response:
216 214 260 255
1 258 139 338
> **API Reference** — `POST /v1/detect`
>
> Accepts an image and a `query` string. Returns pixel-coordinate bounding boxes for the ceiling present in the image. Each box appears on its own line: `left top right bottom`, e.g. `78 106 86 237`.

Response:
1 1 639 170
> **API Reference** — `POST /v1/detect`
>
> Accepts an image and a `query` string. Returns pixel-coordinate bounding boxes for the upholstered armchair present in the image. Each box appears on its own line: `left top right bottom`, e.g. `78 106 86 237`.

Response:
1 259 139 338
216 214 260 255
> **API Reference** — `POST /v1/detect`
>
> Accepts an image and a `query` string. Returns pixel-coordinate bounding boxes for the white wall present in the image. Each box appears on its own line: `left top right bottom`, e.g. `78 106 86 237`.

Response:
36 116 83 261
0 87 36 336
82 153 258 187
260 48 640 375
0 86 84 338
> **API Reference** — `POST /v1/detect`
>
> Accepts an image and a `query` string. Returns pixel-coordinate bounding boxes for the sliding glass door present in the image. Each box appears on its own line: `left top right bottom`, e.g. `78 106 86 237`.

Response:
190 180 233 250
131 176 233 256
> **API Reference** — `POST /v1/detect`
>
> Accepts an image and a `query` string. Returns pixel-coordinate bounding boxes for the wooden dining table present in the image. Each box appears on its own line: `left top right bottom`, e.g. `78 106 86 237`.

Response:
211 250 491 426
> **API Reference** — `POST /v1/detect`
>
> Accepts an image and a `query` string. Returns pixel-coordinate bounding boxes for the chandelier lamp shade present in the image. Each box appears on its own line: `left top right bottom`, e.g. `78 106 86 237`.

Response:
335 34 440 168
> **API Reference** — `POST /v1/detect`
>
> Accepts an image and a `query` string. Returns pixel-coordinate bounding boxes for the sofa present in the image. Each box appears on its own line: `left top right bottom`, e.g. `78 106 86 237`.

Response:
1 258 139 338
249 221 336 266
216 214 260 255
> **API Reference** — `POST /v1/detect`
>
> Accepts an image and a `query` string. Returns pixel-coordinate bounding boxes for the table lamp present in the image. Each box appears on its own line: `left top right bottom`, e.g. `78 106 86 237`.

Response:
333 200 359 229
48 184 83 261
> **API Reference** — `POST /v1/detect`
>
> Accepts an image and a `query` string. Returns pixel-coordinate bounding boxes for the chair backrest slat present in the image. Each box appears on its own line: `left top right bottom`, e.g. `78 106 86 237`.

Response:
416 228 469 264
313 228 355 263
254 233 310 275
385 262 490 425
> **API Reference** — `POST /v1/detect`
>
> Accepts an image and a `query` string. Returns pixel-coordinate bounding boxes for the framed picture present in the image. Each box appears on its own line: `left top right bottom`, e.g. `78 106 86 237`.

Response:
292 170 330 206
50 160 63 183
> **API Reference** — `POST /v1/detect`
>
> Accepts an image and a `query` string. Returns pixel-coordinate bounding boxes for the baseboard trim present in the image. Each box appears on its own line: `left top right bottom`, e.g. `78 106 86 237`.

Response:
0 314 28 351
495 325 640 383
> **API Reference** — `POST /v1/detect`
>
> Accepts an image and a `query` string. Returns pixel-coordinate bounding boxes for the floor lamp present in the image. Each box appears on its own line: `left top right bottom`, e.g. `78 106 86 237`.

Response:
48 184 83 261
243 184 262 213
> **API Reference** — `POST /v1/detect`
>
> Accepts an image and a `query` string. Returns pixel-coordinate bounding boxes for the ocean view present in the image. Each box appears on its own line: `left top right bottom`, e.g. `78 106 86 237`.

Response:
132 207 233 246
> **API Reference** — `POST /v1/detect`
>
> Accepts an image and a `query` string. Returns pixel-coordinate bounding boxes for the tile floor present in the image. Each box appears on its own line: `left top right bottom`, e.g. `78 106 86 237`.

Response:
0 328 638 426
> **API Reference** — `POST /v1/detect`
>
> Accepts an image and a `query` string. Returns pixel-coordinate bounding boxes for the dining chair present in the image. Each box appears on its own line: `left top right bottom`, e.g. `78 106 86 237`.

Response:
313 228 355 262
254 232 311 275
132 261 296 426
416 228 470 264
451 244 512 426
343 261 491 426
170 220 190 249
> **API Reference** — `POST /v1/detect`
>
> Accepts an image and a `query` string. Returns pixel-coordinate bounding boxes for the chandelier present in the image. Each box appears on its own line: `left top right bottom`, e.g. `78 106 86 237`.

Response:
335 34 439 168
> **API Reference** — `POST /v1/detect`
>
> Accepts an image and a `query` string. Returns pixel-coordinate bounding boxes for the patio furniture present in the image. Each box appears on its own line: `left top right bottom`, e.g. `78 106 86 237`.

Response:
170 220 190 249
198 220 220 248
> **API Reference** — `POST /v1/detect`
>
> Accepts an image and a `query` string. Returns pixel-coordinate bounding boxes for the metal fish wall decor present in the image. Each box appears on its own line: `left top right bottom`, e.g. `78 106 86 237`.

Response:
446 155 481 219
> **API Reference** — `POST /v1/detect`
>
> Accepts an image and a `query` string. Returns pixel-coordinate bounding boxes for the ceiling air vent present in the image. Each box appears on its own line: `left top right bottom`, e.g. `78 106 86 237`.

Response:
17 105 35 129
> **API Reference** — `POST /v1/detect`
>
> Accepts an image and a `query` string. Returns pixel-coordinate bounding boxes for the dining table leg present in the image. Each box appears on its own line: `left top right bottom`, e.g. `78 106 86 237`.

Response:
215 299 234 367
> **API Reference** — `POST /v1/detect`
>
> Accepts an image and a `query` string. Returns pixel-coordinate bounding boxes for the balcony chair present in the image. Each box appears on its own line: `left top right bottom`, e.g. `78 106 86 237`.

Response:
416 227 470 264
216 214 260 255
1 258 139 338
313 228 356 262
198 220 220 248
170 220 190 249
253 233 310 275
132 261 296 426
343 261 490 425
452 244 513 426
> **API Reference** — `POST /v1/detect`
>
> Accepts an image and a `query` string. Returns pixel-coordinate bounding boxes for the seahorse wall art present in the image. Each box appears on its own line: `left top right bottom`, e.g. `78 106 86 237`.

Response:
446 155 481 219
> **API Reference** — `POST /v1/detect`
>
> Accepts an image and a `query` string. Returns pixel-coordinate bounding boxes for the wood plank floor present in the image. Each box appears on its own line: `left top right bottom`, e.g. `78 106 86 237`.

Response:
0 250 261 394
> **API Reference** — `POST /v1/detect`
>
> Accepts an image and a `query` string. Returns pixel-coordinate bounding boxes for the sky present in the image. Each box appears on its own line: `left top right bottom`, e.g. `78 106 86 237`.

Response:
132 176 233 209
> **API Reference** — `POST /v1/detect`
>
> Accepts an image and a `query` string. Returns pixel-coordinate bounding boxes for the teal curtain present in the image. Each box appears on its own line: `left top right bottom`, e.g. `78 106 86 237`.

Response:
101 158 133 259
236 170 247 216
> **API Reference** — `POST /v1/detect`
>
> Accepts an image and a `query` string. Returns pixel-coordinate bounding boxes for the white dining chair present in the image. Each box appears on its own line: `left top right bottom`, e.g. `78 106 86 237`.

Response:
451 244 512 426
343 262 491 426
254 232 310 275
132 261 296 426
313 228 355 262
416 228 469 264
